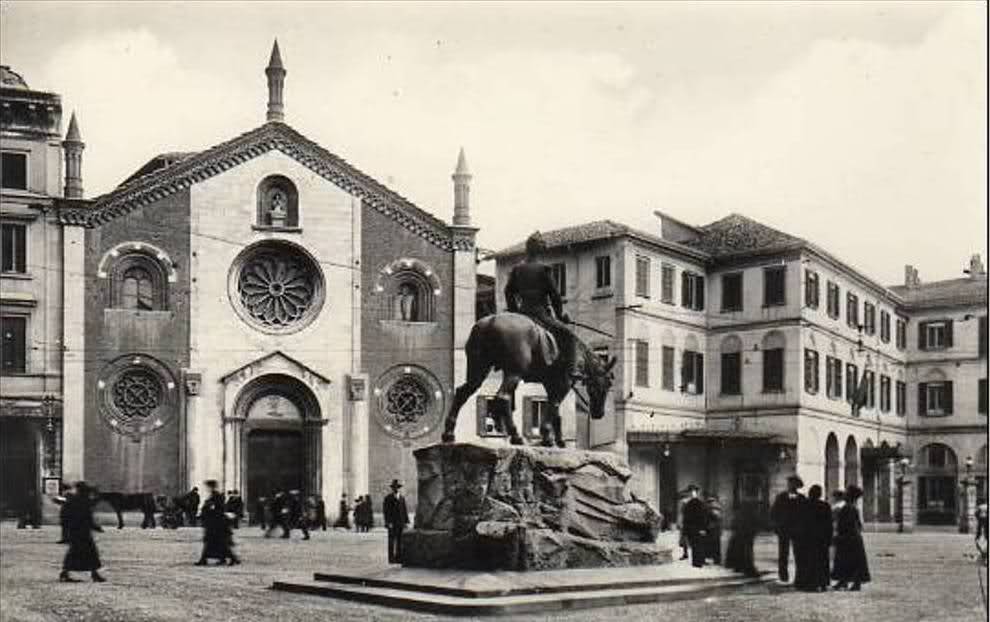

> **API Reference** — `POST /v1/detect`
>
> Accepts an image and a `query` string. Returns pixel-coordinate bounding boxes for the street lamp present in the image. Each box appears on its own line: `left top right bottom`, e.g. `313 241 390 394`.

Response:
896 457 911 533
961 456 974 534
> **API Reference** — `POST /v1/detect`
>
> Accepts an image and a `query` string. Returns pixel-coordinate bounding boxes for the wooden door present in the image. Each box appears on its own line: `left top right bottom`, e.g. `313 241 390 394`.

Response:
246 429 303 513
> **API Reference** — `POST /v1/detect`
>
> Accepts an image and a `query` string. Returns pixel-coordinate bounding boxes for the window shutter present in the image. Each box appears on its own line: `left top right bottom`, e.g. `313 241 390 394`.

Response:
918 322 927 350
944 382 953 414
681 351 690 391
826 357 833 396
696 353 704 393
918 383 927 415
945 320 953 348
681 272 689 306
697 277 705 310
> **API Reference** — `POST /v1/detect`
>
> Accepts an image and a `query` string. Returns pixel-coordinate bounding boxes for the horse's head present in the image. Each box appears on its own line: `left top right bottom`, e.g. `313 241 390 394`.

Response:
582 355 617 419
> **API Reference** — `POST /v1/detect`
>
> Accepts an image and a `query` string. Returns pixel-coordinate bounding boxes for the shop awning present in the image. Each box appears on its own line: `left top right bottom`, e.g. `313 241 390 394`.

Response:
628 429 783 444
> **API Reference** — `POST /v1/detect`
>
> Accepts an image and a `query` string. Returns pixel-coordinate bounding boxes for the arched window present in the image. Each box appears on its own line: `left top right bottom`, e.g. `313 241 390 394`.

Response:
256 175 299 228
916 442 959 524
110 253 168 310
375 258 441 324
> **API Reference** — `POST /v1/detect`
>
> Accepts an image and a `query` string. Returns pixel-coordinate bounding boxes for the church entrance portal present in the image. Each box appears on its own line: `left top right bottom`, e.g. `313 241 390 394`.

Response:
246 429 303 513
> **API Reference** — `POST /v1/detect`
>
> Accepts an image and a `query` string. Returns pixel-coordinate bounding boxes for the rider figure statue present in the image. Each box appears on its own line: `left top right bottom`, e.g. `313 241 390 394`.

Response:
504 232 578 379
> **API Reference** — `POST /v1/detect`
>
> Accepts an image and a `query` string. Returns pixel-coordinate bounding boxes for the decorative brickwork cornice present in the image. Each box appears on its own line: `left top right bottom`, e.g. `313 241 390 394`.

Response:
55 122 468 252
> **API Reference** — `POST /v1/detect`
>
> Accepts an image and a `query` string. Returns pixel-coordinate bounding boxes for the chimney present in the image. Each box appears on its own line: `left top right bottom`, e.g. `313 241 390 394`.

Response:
966 254 986 279
265 39 286 122
903 265 921 288
62 111 84 199
452 147 471 226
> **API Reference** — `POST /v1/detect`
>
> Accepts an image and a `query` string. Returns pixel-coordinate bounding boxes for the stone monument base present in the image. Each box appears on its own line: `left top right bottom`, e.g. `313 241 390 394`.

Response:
272 563 774 615
402 442 671 571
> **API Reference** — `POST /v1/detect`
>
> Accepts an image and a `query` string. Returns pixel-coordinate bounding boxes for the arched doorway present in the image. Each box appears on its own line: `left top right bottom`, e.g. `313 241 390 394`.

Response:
877 442 893 521
916 443 958 525
0 419 39 520
844 436 859 488
233 374 323 520
825 433 840 496
861 439 876 522
977 445 988 505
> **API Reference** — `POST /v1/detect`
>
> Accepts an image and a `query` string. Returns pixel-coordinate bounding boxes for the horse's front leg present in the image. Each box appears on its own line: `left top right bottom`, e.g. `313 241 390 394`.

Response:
545 381 570 449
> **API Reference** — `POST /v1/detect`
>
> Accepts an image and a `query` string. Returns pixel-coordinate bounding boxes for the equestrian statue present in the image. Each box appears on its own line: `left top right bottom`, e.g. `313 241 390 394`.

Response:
442 232 616 447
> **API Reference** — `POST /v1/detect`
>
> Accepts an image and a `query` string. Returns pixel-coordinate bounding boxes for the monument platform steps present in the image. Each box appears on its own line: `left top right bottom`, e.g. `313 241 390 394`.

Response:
272 565 773 615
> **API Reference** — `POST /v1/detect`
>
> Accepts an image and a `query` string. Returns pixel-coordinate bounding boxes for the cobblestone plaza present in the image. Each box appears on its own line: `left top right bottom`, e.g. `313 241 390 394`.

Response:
1 523 986 622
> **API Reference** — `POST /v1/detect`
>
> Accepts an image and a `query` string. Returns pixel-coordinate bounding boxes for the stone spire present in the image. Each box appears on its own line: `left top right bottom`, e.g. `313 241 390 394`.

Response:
63 112 85 199
265 39 286 122
451 147 472 226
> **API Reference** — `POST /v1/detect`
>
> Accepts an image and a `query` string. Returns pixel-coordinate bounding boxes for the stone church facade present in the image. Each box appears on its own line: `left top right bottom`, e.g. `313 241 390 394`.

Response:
0 43 478 519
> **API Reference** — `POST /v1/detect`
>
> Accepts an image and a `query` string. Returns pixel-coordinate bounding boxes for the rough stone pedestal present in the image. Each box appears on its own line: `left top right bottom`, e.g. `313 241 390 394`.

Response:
402 442 671 571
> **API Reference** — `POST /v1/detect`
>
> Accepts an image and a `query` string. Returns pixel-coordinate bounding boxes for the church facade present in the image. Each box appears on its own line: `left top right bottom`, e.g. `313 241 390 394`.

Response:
0 43 478 519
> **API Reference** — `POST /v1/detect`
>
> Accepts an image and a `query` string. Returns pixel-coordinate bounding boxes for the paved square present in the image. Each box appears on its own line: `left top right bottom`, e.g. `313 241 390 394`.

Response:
1 523 986 621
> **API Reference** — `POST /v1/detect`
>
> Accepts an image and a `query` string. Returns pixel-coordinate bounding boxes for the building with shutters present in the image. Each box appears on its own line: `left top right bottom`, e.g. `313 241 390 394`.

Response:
1 43 479 523
484 214 987 530
0 65 67 522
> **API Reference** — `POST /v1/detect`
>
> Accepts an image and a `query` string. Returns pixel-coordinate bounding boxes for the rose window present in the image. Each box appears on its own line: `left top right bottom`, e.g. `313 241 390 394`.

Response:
373 365 445 439
229 242 324 334
112 369 163 420
384 377 429 425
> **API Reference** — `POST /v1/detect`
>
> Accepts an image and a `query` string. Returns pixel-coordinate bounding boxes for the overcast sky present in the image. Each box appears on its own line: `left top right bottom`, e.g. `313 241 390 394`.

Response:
1 2 985 285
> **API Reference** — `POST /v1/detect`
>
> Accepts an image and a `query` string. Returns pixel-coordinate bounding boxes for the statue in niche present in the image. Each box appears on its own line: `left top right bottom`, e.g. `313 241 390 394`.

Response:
268 188 288 227
394 282 418 321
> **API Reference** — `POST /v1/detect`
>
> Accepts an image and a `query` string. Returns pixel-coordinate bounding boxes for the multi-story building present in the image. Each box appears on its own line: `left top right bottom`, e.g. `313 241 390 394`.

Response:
484 214 987 530
1 44 479 522
0 65 67 521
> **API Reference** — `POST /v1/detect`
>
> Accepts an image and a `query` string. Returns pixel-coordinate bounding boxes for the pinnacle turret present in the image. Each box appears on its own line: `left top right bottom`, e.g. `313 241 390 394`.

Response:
452 147 472 226
265 39 286 122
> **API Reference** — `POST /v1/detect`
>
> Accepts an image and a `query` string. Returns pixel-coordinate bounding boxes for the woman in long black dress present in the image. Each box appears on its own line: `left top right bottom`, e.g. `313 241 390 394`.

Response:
195 480 240 566
832 484 870 591
59 482 106 583
724 501 761 577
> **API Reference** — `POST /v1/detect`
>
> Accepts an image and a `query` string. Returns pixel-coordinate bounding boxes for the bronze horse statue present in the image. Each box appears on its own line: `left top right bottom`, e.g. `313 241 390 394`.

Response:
441 313 616 447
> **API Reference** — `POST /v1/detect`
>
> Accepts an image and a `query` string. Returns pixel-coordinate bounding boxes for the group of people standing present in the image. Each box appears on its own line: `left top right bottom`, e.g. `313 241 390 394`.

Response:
772 475 871 592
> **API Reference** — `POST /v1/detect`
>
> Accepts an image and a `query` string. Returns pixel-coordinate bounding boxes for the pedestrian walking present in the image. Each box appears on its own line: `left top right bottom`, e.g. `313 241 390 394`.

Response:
315 495 328 531
255 496 268 529
352 496 364 532
265 491 288 538
796 484 833 592
225 490 243 529
383 480 409 563
59 481 106 583
832 484 870 591
359 495 374 532
676 490 691 560
704 495 723 565
55 482 73 544
333 493 351 530
724 501 760 577
195 480 240 566
680 484 708 568
770 475 805 583
283 489 310 540
184 486 200 527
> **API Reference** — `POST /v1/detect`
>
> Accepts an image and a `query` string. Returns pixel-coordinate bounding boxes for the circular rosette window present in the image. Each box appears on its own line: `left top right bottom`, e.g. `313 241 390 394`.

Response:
98 355 177 438
228 240 325 334
373 365 445 440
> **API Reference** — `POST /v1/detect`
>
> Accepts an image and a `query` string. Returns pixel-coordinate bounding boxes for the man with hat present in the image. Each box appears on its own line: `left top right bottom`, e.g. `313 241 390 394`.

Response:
383 479 409 564
770 474 806 583
680 484 708 568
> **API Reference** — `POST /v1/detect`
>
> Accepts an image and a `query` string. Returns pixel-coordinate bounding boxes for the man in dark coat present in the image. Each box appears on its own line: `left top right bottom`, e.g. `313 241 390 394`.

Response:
184 486 200 527
725 501 761 577
195 481 239 566
333 493 351 529
383 480 409 564
680 484 708 568
796 484 833 592
770 475 805 583
832 484 870 591
59 482 106 583
265 491 287 538
283 489 310 540
315 495 328 531
503 231 577 379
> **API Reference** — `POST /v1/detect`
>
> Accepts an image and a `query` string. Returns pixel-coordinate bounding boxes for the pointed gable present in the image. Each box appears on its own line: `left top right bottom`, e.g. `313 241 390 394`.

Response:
57 122 466 251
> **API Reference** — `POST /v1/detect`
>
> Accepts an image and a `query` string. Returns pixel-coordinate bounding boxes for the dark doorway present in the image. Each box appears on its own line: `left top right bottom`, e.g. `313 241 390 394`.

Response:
734 461 769 525
0 418 38 519
246 429 303 515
